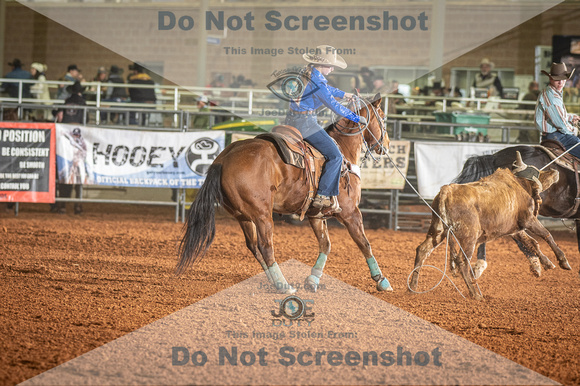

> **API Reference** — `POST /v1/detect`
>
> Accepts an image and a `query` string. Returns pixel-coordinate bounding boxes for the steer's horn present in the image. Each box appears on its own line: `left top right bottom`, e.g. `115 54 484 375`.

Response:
512 151 527 172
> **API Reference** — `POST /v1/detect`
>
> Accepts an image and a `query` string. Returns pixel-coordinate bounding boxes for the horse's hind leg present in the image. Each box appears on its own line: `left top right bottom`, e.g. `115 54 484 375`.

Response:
337 207 392 292
255 217 296 294
238 220 273 284
526 219 571 270
304 218 331 292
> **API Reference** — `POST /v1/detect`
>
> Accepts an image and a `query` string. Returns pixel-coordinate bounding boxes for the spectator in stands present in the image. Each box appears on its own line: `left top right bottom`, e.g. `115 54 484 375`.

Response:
386 80 406 115
425 81 445 107
358 67 374 93
1 58 32 99
88 66 108 102
94 67 107 82
53 81 87 215
520 81 540 109
445 86 464 108
30 62 51 121
473 58 503 97
56 81 86 124
57 64 81 100
104 65 128 124
230 74 245 89
127 62 156 125
515 82 541 143
536 63 580 157
371 76 389 96
193 95 210 129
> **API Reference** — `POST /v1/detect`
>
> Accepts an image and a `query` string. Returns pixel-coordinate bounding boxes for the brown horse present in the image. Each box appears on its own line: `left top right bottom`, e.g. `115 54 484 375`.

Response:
176 95 392 294
176 95 392 293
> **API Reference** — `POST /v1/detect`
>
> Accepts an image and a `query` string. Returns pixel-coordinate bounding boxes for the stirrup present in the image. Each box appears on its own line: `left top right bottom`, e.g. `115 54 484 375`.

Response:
312 194 332 209
312 195 342 214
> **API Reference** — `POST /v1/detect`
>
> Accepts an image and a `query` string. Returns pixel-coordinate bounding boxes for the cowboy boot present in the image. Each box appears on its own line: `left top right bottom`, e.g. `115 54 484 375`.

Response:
312 194 342 214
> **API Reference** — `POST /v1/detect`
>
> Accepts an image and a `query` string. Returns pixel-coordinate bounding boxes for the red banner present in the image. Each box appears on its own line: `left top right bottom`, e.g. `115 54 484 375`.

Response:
0 122 55 203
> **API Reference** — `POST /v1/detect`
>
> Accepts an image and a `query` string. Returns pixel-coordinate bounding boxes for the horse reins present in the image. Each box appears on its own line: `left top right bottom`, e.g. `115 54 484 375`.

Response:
331 94 388 161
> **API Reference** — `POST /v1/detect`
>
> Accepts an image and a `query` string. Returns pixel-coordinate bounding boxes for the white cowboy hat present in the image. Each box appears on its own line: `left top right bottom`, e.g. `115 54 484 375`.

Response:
303 45 347 69
480 58 495 70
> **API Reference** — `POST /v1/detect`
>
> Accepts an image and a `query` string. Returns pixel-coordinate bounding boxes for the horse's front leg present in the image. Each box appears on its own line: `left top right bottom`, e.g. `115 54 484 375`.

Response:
305 218 331 292
337 206 392 292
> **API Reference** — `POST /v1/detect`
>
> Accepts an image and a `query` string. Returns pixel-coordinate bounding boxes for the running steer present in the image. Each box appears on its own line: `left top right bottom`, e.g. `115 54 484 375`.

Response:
410 152 569 300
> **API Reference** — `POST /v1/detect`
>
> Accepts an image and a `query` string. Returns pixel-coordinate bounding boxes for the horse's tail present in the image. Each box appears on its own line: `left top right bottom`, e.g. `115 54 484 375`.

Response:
176 163 223 275
452 154 498 184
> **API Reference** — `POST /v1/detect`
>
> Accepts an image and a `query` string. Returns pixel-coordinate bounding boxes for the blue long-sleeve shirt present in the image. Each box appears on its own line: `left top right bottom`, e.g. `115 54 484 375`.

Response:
290 67 360 123
535 85 577 135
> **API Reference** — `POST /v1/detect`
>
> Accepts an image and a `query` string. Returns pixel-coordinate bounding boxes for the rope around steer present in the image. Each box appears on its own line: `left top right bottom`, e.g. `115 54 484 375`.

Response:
406 227 467 299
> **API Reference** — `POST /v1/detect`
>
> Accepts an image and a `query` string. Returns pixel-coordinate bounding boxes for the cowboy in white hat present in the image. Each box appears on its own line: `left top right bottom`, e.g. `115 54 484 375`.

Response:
537 62 580 158
473 57 503 97
284 45 367 213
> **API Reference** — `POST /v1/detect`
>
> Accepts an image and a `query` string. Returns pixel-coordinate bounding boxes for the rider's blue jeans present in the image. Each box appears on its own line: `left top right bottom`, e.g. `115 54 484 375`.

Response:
285 114 342 197
543 131 580 158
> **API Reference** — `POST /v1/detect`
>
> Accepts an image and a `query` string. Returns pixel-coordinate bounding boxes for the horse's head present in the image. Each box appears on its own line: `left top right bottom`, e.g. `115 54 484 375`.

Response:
360 93 390 155
327 94 390 162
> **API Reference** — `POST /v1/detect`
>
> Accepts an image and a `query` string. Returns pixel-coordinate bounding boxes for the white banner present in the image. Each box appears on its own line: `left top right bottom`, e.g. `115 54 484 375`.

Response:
414 142 509 199
56 124 225 188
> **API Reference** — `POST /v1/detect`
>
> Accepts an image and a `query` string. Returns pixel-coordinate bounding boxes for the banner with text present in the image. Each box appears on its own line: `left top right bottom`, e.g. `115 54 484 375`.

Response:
0 122 55 203
414 142 509 199
56 124 225 188
359 140 411 189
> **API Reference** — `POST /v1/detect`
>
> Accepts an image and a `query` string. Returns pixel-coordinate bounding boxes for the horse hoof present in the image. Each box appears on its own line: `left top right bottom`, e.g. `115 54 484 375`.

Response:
529 264 542 278
376 277 393 292
559 260 572 270
542 260 556 271
473 260 487 279
304 275 319 293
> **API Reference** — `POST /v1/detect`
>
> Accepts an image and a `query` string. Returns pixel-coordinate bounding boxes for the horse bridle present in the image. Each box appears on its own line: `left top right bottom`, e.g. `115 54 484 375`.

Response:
332 95 389 162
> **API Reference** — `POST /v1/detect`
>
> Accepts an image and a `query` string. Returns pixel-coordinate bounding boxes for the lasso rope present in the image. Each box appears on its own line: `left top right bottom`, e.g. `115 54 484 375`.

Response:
406 226 467 299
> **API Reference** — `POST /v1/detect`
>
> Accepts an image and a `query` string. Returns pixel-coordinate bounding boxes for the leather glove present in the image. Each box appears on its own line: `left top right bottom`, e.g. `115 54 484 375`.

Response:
358 116 368 125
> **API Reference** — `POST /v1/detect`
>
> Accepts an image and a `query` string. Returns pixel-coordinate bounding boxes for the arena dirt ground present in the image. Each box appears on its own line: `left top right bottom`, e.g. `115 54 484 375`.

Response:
1 203 580 385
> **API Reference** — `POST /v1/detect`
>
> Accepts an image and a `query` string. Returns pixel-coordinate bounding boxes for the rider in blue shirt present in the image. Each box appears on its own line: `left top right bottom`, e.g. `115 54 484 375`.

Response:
285 45 367 213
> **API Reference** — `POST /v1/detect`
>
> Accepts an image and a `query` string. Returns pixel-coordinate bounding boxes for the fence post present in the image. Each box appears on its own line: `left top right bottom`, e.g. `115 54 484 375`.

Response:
95 83 101 125
174 87 179 128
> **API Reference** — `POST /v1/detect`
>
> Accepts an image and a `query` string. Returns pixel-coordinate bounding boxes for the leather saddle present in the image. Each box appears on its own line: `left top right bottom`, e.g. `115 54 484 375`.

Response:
256 125 359 220
537 139 580 172
537 139 580 217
